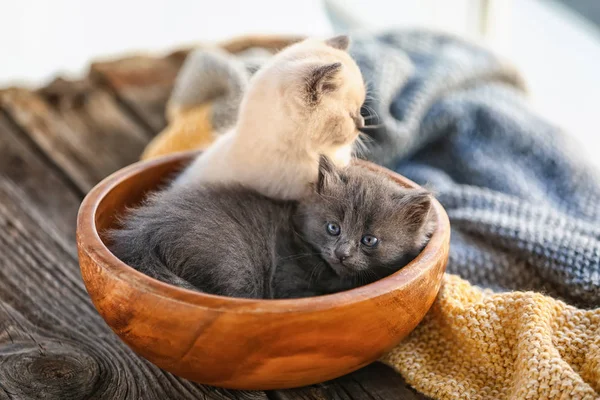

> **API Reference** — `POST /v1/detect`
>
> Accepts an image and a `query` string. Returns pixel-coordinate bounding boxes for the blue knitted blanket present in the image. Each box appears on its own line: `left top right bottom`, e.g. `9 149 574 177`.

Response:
352 31 600 308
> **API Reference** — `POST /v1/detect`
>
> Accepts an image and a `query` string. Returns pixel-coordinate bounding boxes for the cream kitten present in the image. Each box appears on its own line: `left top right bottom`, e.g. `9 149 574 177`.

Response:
175 35 367 200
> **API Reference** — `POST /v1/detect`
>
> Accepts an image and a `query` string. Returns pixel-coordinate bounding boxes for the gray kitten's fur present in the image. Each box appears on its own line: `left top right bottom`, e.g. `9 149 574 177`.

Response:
109 158 433 299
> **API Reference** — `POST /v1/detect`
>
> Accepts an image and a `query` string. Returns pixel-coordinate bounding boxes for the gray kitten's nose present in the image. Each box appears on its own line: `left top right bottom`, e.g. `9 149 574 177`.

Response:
335 248 351 261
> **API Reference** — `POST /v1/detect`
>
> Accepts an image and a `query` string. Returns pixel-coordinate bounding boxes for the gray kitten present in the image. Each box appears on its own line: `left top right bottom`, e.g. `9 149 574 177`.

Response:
109 158 433 299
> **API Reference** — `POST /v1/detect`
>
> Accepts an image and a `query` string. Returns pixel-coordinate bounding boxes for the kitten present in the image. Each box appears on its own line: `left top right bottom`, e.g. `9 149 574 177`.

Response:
109 158 433 299
174 35 367 200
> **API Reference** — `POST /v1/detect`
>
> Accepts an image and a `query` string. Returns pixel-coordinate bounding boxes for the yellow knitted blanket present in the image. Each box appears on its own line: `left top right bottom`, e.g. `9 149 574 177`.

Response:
383 275 600 399
142 36 600 400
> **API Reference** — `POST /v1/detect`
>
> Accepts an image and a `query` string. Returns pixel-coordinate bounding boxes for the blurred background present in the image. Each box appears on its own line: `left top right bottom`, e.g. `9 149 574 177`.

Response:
2 0 599 165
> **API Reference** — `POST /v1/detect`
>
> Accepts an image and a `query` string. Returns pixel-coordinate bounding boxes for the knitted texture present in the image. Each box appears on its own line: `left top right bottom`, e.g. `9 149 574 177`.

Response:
382 274 600 399
144 32 600 399
358 32 600 308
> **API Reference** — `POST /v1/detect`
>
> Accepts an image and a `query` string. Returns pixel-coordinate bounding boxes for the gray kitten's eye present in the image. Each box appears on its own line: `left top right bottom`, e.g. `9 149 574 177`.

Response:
327 222 341 236
361 234 378 247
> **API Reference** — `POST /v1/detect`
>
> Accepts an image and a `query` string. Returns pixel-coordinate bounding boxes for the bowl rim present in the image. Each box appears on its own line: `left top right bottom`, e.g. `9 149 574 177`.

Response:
77 151 450 314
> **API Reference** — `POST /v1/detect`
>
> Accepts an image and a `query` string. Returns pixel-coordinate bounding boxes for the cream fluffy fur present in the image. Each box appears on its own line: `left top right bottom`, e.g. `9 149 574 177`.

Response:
175 36 366 200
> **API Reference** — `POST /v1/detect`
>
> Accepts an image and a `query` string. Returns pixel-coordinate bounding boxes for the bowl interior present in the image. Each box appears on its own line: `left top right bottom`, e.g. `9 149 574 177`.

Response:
85 151 449 311
95 156 190 243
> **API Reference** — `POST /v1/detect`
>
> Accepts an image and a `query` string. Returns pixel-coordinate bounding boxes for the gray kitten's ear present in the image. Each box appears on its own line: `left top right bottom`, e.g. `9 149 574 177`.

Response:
325 35 350 51
396 190 432 229
316 155 339 194
306 62 343 104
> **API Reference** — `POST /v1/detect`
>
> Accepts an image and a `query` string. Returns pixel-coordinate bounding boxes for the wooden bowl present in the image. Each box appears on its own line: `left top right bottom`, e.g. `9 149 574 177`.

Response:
76 151 450 390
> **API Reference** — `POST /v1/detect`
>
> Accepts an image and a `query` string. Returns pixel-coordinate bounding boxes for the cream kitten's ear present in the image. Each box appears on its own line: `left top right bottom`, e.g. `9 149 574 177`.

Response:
316 155 340 193
325 35 350 51
306 62 342 104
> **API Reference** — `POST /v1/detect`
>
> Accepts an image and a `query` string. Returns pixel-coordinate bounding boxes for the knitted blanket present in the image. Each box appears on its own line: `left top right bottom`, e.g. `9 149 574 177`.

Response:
142 32 600 399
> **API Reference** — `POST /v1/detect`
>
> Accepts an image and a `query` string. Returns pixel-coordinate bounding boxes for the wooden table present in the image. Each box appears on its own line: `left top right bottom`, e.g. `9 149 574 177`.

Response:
0 51 428 400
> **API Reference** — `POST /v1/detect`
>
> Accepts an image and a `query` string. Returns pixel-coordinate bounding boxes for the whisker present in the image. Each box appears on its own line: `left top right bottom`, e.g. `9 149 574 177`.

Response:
278 252 321 262
361 123 385 130
358 132 375 142
358 270 366 286
361 105 381 124
377 264 403 271
353 134 369 158
309 260 325 283
360 270 367 286
316 262 326 281
361 105 375 117
308 263 319 283
365 269 378 283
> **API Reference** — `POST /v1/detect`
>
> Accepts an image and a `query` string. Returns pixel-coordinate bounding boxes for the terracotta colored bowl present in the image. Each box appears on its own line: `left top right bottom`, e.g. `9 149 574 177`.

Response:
76 151 450 390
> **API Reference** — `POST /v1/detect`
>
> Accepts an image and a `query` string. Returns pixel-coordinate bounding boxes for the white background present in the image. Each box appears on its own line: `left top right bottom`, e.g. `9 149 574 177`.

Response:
0 0 333 86
1 0 599 167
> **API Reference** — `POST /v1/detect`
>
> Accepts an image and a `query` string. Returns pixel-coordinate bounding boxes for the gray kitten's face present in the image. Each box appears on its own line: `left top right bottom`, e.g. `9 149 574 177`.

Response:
296 158 433 277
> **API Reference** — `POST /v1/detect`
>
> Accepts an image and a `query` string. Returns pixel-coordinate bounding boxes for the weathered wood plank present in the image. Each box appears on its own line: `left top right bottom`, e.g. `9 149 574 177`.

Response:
0 81 267 399
0 112 80 244
271 363 429 400
90 54 186 133
0 85 149 193
0 176 266 400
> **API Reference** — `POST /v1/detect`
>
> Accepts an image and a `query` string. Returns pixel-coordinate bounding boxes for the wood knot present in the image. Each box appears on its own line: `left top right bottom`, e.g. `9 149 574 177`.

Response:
0 339 101 399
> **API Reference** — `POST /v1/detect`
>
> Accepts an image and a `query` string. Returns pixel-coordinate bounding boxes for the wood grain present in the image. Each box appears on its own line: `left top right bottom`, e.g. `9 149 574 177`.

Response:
0 85 148 193
0 178 265 400
77 152 450 390
90 54 186 133
272 363 431 400
0 113 80 243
